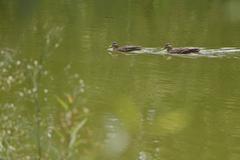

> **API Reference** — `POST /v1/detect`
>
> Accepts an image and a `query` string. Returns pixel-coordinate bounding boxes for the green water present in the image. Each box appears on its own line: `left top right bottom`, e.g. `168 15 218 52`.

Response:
1 0 240 159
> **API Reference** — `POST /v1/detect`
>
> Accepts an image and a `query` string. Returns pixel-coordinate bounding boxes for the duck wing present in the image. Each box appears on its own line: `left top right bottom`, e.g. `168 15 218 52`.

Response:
181 48 200 54
170 48 200 54
118 45 142 52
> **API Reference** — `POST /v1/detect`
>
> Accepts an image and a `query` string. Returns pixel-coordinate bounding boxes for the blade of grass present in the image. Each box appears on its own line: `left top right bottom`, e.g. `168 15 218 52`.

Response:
55 96 69 111
69 118 88 148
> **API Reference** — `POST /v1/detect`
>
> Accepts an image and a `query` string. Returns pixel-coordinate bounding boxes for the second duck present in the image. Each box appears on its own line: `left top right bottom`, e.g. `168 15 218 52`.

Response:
164 43 200 54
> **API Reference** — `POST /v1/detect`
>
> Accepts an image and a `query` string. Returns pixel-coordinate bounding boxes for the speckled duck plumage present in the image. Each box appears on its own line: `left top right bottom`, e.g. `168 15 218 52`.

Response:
164 43 200 54
111 42 142 52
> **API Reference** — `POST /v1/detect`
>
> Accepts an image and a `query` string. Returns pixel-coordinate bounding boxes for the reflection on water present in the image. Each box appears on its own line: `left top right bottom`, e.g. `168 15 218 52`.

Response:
1 0 240 159
103 114 129 157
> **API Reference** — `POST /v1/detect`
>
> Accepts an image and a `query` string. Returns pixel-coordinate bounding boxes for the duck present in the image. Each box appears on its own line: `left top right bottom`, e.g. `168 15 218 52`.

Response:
164 43 200 54
111 42 142 52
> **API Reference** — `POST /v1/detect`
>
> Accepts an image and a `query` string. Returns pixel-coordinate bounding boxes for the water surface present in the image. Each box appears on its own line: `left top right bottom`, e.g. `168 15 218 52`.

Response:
0 0 240 159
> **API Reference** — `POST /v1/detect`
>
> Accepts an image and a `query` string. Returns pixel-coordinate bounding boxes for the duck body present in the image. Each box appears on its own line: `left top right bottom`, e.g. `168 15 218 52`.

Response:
115 45 142 52
111 42 142 52
168 48 200 54
164 43 200 54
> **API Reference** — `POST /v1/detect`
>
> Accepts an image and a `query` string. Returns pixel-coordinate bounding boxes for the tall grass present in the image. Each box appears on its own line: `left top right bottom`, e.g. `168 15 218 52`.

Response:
31 26 63 159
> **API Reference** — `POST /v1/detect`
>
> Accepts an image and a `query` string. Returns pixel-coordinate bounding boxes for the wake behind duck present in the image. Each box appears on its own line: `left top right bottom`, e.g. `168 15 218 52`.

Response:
108 42 240 57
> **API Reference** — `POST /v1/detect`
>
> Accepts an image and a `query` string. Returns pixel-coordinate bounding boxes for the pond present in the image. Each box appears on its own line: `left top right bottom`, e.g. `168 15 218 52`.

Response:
0 0 240 159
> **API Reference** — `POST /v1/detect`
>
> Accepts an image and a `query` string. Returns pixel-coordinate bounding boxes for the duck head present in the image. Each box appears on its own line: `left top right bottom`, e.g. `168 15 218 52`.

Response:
164 43 173 51
111 42 119 50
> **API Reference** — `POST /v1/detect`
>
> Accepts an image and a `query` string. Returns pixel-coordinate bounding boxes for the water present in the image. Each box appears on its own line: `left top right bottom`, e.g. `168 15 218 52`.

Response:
0 0 240 159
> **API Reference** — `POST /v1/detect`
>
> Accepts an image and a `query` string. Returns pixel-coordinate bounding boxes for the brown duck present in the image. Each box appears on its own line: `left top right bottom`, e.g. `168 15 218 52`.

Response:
164 43 200 54
111 42 142 52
